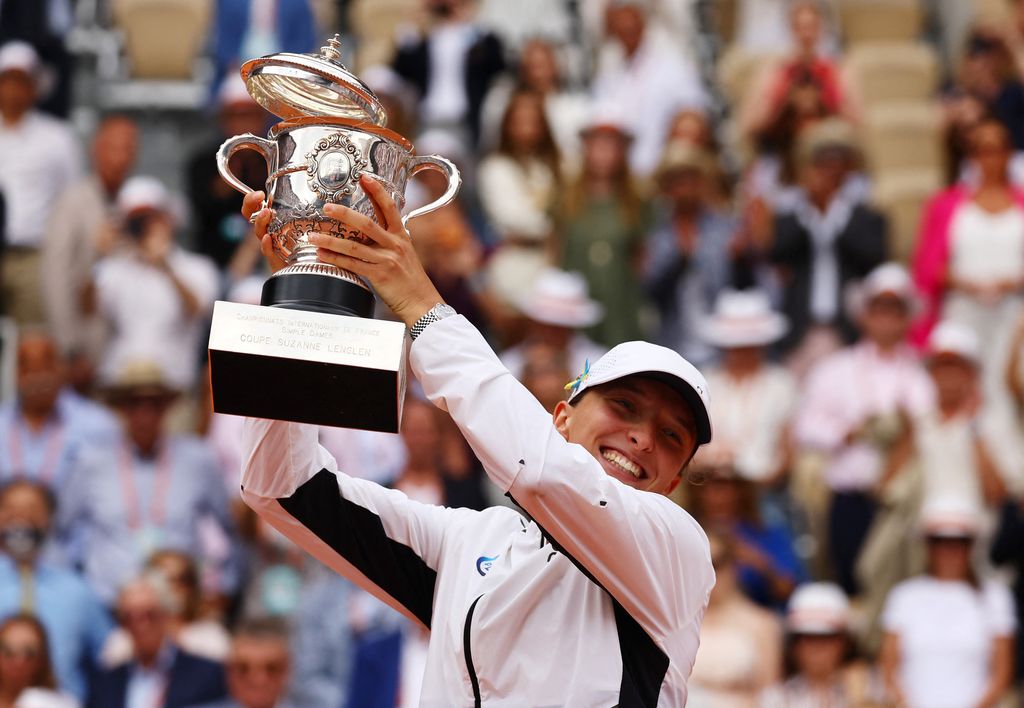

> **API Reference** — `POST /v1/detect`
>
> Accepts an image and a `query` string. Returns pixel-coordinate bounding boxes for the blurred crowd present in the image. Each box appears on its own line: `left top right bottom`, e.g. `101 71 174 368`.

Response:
3 0 1024 705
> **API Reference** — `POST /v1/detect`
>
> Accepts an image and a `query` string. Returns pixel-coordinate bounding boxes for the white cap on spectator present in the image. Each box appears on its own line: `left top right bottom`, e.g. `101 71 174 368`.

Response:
848 262 921 317
927 321 980 367
0 41 40 78
117 176 170 216
786 583 850 635
519 268 603 328
580 105 633 140
920 496 980 539
699 289 788 349
566 341 712 444
217 73 257 108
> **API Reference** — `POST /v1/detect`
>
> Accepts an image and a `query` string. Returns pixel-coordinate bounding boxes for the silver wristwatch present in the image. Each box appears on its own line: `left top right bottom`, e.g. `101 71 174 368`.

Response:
410 303 457 340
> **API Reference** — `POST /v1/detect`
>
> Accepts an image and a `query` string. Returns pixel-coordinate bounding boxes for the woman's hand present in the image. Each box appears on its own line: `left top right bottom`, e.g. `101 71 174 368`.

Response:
311 175 443 327
241 191 287 274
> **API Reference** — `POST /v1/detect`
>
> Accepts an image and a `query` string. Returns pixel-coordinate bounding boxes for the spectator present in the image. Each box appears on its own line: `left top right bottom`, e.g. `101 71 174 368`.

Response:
740 0 855 145
688 531 782 705
208 618 294 708
761 119 887 367
479 90 560 311
991 493 1024 688
0 615 76 708
684 447 804 609
0 0 73 118
58 361 237 605
102 550 231 668
42 115 139 388
955 28 1024 151
760 583 875 706
480 38 589 160
392 0 505 147
0 41 81 326
555 117 651 346
498 268 606 382
361 66 418 144
698 290 795 485
0 331 119 492
643 141 736 366
0 480 111 699
519 348 571 415
590 0 705 177
186 75 270 276
287 572 357 708
912 119 1024 409
90 176 219 391
87 573 228 708
211 0 316 99
879 497 1016 708
793 263 934 595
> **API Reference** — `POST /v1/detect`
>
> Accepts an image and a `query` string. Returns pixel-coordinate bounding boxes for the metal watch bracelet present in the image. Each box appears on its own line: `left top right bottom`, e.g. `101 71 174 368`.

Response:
410 303 457 340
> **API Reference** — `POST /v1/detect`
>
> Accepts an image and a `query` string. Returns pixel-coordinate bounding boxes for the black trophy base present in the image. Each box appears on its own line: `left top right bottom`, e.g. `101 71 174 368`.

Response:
261 270 375 318
207 301 407 433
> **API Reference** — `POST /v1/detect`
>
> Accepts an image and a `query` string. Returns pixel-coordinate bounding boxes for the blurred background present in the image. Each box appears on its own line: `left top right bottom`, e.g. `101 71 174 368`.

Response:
2 0 1024 705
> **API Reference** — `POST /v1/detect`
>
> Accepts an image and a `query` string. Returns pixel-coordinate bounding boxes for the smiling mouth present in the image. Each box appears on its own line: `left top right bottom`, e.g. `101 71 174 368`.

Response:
601 448 645 481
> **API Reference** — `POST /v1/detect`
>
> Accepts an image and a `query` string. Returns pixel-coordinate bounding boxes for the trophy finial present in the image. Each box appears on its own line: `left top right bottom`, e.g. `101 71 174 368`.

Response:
320 34 342 61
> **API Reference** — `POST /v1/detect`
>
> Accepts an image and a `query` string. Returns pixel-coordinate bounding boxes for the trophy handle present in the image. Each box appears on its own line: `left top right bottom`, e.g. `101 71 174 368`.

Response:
402 155 462 227
216 133 277 197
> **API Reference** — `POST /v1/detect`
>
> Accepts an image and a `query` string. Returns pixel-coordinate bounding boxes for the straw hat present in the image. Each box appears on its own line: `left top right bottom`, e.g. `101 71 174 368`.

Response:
796 117 861 165
655 141 715 182
104 360 179 403
699 289 789 349
519 268 604 329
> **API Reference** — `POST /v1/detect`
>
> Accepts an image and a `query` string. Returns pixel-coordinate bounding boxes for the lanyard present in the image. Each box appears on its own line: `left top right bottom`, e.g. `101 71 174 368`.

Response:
118 443 172 530
8 418 65 483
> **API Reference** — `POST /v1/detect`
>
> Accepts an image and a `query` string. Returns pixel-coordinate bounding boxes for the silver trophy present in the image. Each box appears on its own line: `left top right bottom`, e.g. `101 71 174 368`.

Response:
208 36 462 432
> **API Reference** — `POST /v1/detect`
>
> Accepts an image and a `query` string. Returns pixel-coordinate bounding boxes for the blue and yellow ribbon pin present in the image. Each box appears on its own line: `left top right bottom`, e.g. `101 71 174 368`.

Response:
564 359 591 397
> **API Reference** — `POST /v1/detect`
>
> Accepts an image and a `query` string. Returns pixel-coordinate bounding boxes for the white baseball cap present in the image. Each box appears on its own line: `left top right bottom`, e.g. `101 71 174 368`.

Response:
848 262 922 317
699 289 788 349
117 176 170 216
920 496 980 539
927 320 980 367
519 268 604 329
566 342 712 444
0 41 40 78
786 583 850 635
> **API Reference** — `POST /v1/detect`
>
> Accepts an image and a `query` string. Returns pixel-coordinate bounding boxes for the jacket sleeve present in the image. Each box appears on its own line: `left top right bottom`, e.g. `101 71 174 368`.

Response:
240 417 471 628
410 316 714 637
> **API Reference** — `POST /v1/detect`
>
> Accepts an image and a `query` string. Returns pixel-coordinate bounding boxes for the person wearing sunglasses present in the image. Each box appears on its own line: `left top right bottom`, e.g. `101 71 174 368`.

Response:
239 176 716 705
196 618 294 708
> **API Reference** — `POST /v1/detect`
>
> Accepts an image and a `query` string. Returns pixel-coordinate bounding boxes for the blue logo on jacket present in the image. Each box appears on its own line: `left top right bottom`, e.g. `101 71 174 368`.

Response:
476 555 499 576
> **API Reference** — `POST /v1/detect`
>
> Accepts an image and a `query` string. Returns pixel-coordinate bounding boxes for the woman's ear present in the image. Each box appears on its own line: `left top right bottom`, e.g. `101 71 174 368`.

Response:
553 400 572 440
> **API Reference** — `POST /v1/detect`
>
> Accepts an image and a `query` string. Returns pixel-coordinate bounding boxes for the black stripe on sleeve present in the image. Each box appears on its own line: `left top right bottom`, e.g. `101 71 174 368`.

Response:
277 469 438 627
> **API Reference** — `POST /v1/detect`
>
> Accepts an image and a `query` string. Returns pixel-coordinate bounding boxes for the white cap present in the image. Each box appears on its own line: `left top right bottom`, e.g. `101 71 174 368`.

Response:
580 103 633 140
116 176 170 216
566 342 712 444
927 320 980 366
699 289 788 349
848 262 921 317
786 583 850 634
518 268 604 328
0 41 39 78
920 496 980 539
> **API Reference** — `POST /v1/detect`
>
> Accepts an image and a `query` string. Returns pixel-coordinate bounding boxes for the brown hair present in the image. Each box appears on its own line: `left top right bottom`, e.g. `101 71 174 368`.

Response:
561 133 645 228
497 89 561 183
0 614 57 690
146 549 201 621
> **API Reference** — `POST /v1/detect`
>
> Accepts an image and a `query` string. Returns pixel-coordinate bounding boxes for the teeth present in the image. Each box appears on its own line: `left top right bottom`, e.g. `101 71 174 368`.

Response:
603 450 641 478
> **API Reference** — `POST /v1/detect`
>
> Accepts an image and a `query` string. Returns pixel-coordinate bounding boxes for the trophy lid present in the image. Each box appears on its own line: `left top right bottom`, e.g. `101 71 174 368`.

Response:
240 35 387 125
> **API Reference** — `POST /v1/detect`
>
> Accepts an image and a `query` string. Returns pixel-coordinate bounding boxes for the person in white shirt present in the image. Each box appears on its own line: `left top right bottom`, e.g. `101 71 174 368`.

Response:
880 497 1016 708
793 263 934 595
90 176 219 391
0 41 82 325
239 176 716 705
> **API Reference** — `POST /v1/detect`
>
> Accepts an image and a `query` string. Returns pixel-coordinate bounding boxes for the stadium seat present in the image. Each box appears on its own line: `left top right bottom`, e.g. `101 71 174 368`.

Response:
871 168 944 262
717 46 780 113
349 0 419 71
112 0 211 79
844 42 939 107
863 103 942 174
838 0 923 43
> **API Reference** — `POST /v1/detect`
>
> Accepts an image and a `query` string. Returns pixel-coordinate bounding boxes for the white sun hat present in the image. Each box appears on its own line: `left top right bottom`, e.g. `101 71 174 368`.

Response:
117 176 170 216
699 289 788 349
926 320 980 367
847 262 922 318
0 41 40 78
920 496 981 539
519 268 604 329
786 583 850 635
566 341 713 444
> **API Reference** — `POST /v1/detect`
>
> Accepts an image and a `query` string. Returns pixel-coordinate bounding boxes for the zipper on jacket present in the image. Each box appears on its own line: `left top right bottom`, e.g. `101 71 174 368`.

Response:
463 594 484 707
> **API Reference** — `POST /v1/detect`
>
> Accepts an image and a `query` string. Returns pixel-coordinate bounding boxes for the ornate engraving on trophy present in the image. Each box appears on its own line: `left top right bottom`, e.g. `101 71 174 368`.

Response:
305 132 368 202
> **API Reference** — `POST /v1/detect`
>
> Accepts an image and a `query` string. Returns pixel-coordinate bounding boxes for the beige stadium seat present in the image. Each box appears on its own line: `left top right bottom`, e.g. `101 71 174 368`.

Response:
872 168 944 262
844 42 939 107
863 103 943 174
349 0 419 71
113 0 211 79
838 0 923 43
717 46 779 113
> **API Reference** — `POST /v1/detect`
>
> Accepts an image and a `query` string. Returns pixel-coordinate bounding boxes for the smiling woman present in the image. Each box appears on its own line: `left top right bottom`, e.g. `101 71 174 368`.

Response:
239 177 717 706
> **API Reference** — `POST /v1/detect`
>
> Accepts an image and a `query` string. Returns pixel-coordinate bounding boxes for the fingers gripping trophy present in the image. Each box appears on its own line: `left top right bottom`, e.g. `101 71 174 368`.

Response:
207 36 461 432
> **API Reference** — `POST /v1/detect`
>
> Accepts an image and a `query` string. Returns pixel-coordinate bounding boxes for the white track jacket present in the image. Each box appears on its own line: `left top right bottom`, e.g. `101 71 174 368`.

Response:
241 315 714 706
